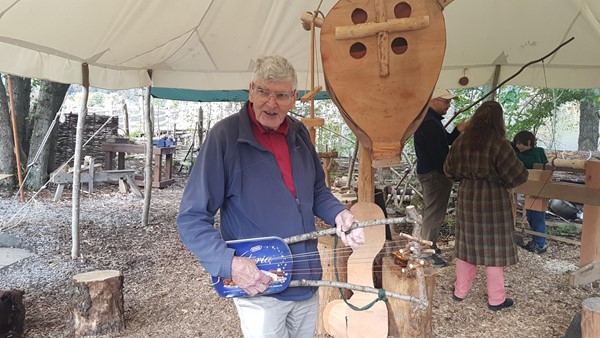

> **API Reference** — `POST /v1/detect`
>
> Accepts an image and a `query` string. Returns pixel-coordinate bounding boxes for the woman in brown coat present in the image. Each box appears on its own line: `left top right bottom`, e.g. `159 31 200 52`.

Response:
443 101 528 311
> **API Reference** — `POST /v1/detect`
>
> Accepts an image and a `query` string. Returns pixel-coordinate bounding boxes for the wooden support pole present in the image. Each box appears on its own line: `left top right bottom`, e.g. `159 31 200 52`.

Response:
71 270 124 337
582 297 600 338
71 63 89 259
570 161 600 285
6 75 24 201
357 143 374 203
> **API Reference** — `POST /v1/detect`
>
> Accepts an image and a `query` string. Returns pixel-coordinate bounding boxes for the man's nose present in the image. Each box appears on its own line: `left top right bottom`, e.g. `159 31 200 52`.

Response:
265 94 278 106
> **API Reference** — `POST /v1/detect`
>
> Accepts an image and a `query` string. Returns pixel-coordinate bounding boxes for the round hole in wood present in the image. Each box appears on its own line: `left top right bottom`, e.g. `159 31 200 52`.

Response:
351 8 368 24
350 42 367 59
394 2 412 18
391 37 408 54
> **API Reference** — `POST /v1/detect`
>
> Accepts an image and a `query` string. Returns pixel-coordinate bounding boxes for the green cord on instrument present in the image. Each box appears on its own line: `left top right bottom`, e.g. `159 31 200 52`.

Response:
333 236 388 311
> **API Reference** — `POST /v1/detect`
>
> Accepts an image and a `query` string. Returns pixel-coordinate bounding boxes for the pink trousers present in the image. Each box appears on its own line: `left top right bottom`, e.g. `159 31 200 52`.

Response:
454 259 506 306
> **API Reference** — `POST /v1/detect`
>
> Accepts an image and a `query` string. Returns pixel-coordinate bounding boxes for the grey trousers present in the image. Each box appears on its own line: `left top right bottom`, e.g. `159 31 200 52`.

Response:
233 291 319 338
417 170 453 244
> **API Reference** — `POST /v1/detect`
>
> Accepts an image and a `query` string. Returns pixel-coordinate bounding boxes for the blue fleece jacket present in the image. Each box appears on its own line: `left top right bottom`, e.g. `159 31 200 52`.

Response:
177 102 347 301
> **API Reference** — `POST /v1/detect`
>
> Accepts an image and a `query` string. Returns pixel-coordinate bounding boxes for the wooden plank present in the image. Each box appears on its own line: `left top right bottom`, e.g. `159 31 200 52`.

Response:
101 143 176 155
514 180 600 206
570 262 600 286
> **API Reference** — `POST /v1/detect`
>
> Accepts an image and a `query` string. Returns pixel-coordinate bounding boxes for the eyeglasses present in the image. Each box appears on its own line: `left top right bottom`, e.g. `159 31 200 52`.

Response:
252 84 296 105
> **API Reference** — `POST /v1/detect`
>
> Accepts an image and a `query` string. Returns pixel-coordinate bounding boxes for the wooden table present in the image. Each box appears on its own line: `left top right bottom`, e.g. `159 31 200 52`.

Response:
102 143 175 188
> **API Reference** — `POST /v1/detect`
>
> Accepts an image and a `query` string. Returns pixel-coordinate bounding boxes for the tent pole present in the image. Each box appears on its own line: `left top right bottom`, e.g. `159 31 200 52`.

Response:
6 75 24 201
71 63 89 259
142 70 153 227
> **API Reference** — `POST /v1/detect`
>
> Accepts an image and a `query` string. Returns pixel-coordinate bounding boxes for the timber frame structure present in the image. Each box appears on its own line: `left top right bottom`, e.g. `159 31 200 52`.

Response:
514 158 600 286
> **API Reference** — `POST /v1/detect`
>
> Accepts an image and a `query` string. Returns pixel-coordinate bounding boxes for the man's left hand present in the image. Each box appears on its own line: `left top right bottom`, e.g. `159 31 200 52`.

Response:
335 210 365 250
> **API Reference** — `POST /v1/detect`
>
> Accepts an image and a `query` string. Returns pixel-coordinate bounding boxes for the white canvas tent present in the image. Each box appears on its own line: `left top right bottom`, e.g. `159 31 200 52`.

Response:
0 0 599 93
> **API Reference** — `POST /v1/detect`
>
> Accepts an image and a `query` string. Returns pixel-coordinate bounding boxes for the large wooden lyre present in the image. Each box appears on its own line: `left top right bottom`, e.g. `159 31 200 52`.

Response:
318 0 447 336
320 0 447 167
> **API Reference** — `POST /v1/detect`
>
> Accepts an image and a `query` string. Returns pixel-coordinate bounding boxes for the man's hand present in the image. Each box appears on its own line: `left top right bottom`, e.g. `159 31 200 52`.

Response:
335 209 365 250
231 256 272 296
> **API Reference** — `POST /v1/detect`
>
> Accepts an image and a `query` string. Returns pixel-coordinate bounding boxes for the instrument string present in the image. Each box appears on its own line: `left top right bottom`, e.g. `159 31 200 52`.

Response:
256 238 431 275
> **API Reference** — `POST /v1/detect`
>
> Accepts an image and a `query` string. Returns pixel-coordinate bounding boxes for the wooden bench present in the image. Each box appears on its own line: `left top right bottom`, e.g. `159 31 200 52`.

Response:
102 143 175 188
50 157 142 201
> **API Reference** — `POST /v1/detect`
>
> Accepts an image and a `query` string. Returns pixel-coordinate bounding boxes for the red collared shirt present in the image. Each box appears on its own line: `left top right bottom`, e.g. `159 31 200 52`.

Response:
248 104 296 197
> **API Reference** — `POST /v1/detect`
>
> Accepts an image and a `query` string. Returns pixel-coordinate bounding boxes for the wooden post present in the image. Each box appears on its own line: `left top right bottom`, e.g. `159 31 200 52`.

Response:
71 270 124 337
582 297 600 338
0 289 25 337
523 169 552 211
570 160 600 285
6 75 24 201
382 258 433 337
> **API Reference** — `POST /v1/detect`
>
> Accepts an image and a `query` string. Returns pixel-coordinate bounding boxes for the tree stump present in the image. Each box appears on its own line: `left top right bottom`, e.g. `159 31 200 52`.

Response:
382 257 434 338
0 289 25 338
582 297 600 338
316 236 351 336
71 270 124 337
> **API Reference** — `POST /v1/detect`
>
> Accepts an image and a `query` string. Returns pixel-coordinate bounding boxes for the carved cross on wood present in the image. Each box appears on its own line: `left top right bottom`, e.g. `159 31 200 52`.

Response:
334 1 431 77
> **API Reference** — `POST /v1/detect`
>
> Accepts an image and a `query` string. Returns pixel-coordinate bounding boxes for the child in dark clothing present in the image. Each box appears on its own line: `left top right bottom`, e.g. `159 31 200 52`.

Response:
513 130 548 254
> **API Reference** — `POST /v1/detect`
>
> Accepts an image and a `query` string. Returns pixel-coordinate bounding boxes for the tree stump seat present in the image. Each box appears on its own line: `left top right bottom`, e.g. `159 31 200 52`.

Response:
71 270 124 338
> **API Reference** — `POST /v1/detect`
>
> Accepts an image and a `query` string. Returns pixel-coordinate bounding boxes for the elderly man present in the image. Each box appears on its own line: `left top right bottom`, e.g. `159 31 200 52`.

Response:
414 88 466 268
177 55 364 338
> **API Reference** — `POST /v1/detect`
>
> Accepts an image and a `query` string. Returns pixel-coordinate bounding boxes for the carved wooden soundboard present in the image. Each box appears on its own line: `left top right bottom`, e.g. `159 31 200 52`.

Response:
320 0 447 167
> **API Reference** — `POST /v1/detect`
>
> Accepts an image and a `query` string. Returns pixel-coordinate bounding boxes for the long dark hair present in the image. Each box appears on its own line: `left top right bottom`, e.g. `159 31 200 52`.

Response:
461 101 506 149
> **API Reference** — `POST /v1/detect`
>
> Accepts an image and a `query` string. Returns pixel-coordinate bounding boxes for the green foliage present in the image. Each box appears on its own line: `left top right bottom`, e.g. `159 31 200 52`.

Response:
452 86 597 143
130 130 144 138
295 100 356 157
88 92 105 107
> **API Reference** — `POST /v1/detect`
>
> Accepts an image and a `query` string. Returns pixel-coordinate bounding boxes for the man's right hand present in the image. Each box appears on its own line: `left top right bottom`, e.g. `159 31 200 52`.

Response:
231 256 272 296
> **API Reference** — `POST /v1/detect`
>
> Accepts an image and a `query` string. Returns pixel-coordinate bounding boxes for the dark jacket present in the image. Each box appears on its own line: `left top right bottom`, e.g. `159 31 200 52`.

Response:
177 102 346 301
414 108 461 174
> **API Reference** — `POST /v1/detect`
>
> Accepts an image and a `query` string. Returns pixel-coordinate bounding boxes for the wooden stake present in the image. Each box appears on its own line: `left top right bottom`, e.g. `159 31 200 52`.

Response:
6 75 24 201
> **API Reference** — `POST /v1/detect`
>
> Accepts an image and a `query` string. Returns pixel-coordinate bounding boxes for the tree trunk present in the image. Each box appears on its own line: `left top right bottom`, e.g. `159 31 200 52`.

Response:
71 270 124 337
26 81 70 190
0 76 17 189
578 94 599 151
12 76 32 158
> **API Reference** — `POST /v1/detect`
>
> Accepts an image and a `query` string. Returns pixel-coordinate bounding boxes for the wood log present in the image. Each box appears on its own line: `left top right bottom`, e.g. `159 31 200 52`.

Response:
0 289 25 337
71 270 124 337
582 297 600 338
316 236 351 336
382 257 434 337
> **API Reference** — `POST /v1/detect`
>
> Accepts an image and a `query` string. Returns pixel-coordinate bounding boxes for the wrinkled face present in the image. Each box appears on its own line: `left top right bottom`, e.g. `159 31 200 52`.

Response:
515 142 531 152
249 81 297 130
429 97 452 115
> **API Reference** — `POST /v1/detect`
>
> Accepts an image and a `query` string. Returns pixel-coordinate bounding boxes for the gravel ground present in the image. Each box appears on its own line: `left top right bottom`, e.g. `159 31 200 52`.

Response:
0 178 597 337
